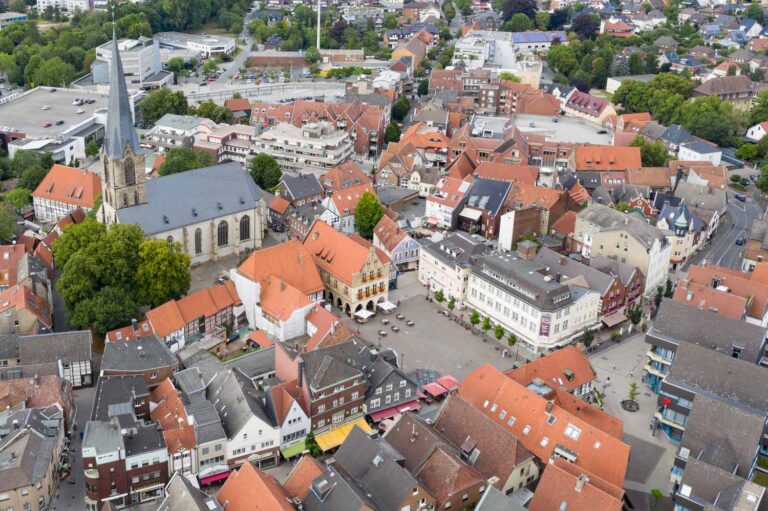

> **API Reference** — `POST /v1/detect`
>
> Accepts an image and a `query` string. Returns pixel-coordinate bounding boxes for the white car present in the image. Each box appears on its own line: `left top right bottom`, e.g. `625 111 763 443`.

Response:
76 108 84 114
41 105 50 110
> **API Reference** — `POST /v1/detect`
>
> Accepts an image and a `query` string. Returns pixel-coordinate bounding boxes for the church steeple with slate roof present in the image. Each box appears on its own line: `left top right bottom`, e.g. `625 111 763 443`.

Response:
101 25 147 222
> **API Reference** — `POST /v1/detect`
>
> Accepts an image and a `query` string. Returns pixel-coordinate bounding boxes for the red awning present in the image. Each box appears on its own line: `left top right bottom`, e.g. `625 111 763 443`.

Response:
396 400 421 413
436 375 460 391
369 406 402 423
199 470 230 485
423 382 448 397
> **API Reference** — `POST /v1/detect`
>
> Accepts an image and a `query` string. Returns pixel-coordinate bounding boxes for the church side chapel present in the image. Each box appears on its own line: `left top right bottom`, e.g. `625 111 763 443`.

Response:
99 29 266 264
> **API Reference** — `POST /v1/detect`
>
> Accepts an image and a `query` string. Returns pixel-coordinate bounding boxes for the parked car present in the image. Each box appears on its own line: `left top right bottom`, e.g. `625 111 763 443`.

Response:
55 120 64 126
41 105 50 110
751 174 759 182
740 178 750 186
42 122 52 128
736 236 746 245
735 193 746 202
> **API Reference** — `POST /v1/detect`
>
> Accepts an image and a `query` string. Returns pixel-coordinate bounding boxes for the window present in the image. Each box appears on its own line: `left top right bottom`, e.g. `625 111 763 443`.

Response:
194 228 203 255
370 398 380 408
564 424 581 440
217 221 229 247
240 215 251 241
507 416 516 426
546 415 556 425
351 391 359 399
124 158 135 186
317 404 325 413
134 190 139 205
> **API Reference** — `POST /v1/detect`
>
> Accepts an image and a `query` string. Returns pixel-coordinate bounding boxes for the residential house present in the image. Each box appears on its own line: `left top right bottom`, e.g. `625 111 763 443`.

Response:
319 162 372 192
418 232 491 307
744 218 768 272
747 120 768 142
678 141 722 165
693 75 767 110
392 36 428 70
302 220 391 316
373 215 421 270
600 20 635 38
321 182 377 234
656 204 705 270
106 283 240 352
425 176 473 229
643 299 767 393
529 458 624 511
505 345 597 401
458 177 511 239
573 146 642 172
100 334 177 388
0 375 75 432
149 378 197 475
563 91 618 125
279 173 325 207
230 239 324 341
376 142 440 197
574 203 671 296
216 462 293 511
465 243 601 353
0 331 93 388
459 364 630 488
364 357 420 423
0 284 52 334
31 165 102 223
158 472 223 510
146 113 217 153
264 379 310 457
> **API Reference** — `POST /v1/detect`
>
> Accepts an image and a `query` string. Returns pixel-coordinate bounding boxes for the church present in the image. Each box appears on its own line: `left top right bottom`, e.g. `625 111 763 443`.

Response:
99 31 266 264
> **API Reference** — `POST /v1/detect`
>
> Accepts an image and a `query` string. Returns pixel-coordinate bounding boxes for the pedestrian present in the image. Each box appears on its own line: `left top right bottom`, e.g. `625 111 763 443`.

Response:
612 364 616 371
630 371 634 378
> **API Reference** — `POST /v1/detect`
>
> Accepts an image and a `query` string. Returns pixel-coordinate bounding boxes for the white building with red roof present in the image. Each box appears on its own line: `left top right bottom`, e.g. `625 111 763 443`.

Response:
32 164 101 223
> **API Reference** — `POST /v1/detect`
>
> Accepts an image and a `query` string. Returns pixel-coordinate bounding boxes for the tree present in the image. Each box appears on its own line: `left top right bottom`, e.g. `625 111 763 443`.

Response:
392 96 410 122
481 315 492 334
305 431 322 457
469 310 480 328
140 88 189 125
736 143 758 161
663 277 674 298
501 0 535 21
628 52 643 75
158 148 214 176
67 285 138 334
33 57 75 86
627 304 642 325
494 324 505 340
417 79 429 96
627 382 640 403
18 165 48 191
134 239 191 307
498 71 520 82
384 122 401 143
85 140 100 158
630 136 669 166
571 13 599 39
746 2 765 23
536 11 550 30
750 89 768 126
354 191 384 239
678 95 741 146
51 220 107 269
304 46 320 65
5 188 30 214
507 332 517 346
654 286 663 309
616 201 630 212
0 207 14 241
192 100 231 123
504 12 534 31
579 329 595 348
447 297 456 312
167 57 185 84
248 153 282 190
434 289 445 303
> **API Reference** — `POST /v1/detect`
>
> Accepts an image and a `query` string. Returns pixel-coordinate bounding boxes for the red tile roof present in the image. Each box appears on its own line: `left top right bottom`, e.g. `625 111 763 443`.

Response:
473 162 538 185
415 447 484 506
575 146 642 171
0 245 26 289
529 458 624 511
32 165 101 209
259 276 312 321
237 239 324 297
505 345 596 395
373 215 407 253
284 454 326 500
145 284 239 338
216 462 294 511
551 210 577 237
0 284 51 330
149 379 196 454
269 196 290 215
459 365 630 487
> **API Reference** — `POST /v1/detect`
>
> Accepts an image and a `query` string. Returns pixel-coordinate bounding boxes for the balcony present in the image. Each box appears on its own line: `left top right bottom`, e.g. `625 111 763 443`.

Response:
644 363 667 379
646 350 672 366
654 411 686 432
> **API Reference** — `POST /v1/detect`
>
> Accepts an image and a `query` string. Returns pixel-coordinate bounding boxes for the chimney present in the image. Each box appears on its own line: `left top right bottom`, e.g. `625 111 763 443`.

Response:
516 240 538 260
12 420 18 430
131 318 138 333
575 474 589 492
10 451 15 459
280 280 286 291
299 254 304 266
545 400 554 414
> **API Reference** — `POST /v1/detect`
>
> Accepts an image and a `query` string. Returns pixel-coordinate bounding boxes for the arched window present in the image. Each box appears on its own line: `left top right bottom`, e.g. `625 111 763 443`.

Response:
239 215 250 241
134 191 139 205
103 157 110 185
122 193 128 207
124 159 135 186
217 221 229 247
166 235 173 246
194 228 203 255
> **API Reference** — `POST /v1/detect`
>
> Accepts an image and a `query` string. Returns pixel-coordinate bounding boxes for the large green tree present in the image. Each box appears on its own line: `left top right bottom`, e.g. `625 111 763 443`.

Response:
158 148 214 176
249 153 282 190
392 96 410 123
192 100 232 124
139 88 189 124
354 190 384 239
750 89 768 126
4 188 31 214
33 57 75 87
630 136 669 167
0 207 14 241
384 122 401 143
135 239 191 307
678 95 741 146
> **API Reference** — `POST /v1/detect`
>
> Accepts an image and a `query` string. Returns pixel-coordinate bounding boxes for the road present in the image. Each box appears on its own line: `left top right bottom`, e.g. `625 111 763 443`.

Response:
216 7 259 83
450 1 463 32
689 191 762 270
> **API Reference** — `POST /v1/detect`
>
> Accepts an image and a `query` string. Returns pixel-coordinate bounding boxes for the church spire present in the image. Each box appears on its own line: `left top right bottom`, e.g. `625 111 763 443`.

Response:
104 23 142 161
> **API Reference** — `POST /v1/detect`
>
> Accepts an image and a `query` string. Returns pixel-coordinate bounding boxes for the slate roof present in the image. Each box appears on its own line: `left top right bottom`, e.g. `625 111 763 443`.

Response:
674 181 726 214
91 374 149 422
208 369 273 440
17 330 92 365
101 335 176 372
0 428 55 493
159 472 223 511
678 458 760 510
658 204 704 234
589 255 638 287
660 124 695 145
104 29 143 160
116 162 264 235
463 178 511 217
300 339 370 391
577 203 668 251
666 342 768 415
534 247 614 294
335 427 432 510
281 173 324 202
303 463 379 511
650 300 765 363
185 400 226 445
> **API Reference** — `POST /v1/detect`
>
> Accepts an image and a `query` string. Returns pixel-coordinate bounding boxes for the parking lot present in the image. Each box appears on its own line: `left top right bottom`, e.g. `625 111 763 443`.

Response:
349 273 515 380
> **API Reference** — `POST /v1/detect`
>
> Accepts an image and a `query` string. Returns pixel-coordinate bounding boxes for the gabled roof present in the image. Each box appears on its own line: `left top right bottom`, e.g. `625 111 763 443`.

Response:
459 364 630 487
216 462 294 511
463 178 511 217
32 165 102 209
280 173 324 202
473 162 537 185
373 214 409 253
0 284 51 330
528 458 623 511
237 239 324 296
327 182 376 217
284 454 325 500
415 446 484 505
302 220 385 285
149 378 196 454
320 162 372 191
684 263 768 321
505 345 596 394
259 276 312 321
575 145 642 171
144 283 240 338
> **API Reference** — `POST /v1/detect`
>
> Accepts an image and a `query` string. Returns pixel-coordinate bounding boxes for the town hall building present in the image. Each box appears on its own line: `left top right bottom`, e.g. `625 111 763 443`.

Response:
98 30 266 264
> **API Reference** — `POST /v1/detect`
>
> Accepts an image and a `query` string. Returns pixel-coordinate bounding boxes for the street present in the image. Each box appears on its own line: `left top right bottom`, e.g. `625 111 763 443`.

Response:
216 6 259 84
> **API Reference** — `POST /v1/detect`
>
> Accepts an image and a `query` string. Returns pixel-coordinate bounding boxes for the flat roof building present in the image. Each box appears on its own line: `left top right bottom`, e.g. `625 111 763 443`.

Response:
155 32 236 58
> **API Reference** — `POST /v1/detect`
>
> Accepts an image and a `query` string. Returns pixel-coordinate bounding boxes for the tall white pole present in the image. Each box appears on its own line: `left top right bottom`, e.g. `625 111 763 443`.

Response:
317 0 321 50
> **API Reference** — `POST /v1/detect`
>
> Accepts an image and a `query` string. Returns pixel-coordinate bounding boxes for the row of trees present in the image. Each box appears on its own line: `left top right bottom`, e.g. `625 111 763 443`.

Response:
139 88 233 125
53 221 191 334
